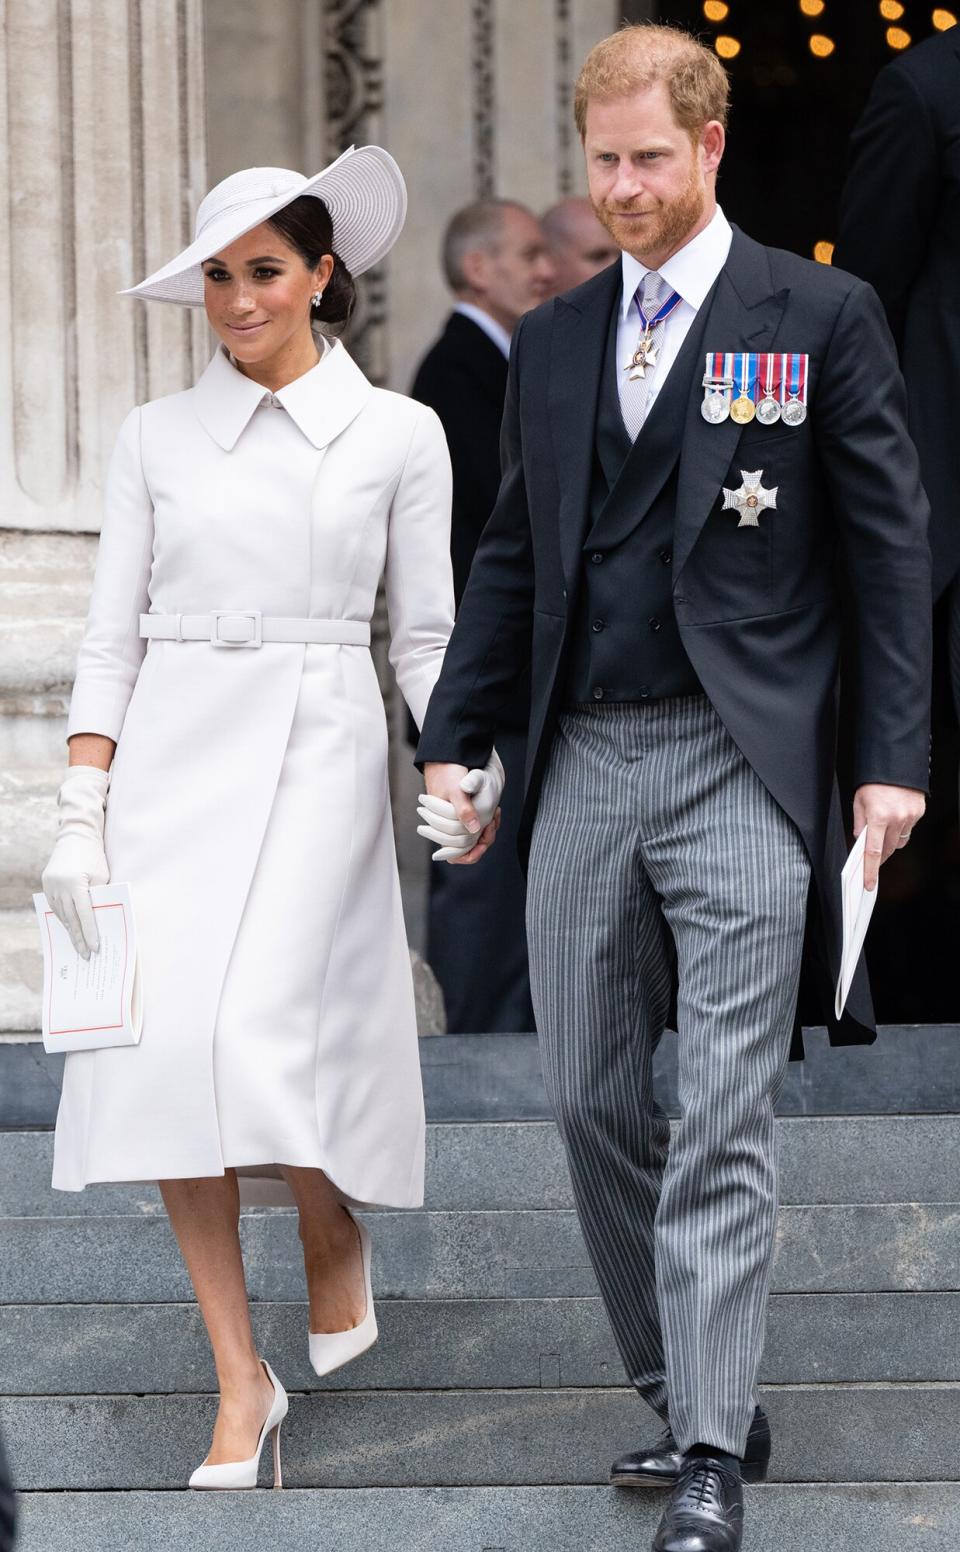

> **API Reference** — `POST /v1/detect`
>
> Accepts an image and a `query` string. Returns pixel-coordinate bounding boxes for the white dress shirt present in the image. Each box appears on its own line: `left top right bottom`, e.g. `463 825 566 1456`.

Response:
616 206 733 417
454 301 512 360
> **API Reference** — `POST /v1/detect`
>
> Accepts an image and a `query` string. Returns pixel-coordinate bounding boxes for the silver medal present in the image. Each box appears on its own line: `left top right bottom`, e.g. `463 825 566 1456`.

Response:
782 398 807 427
701 389 730 424
756 395 781 426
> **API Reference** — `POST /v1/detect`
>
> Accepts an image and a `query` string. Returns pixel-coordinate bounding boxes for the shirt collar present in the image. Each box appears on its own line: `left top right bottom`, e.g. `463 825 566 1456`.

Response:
453 301 512 360
192 337 373 452
619 205 733 321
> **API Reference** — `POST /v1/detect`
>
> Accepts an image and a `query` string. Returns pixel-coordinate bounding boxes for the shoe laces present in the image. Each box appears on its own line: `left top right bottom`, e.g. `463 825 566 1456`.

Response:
675 1459 728 1515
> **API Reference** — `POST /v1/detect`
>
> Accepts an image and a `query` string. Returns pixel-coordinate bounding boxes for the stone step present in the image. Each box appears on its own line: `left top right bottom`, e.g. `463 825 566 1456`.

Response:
2 1293 956 1396
4 1115 959 1216
6 1023 960 1125
3 1384 958 1489
15 1484 960 1552
1 1201 957 1304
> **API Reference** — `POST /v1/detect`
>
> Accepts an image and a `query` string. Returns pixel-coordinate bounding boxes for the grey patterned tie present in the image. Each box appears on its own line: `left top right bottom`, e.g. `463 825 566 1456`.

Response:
618 271 666 442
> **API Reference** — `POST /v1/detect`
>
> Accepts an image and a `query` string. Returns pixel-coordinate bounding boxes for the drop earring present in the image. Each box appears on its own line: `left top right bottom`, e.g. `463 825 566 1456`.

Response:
311 290 324 307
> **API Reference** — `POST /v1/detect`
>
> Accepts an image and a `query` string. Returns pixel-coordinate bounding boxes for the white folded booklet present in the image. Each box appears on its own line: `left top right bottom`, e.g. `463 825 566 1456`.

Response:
834 829 878 1020
33 884 142 1054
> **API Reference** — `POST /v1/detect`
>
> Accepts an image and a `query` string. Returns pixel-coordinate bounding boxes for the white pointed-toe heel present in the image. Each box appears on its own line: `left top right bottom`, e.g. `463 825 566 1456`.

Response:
189 1359 288 1490
308 1214 378 1377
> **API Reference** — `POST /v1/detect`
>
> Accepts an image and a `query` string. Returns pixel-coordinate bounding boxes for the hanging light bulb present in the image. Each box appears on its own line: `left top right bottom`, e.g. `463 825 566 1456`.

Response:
813 241 835 264
809 33 837 55
879 0 904 16
932 8 958 27
800 0 826 13
714 35 742 58
886 24 912 44
703 1 730 19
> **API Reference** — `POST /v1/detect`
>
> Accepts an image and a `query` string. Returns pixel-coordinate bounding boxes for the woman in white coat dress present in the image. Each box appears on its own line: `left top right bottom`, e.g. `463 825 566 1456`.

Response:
40 147 501 1490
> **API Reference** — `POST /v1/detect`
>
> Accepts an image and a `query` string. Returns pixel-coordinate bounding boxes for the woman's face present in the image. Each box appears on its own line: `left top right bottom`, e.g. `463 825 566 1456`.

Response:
201 223 333 366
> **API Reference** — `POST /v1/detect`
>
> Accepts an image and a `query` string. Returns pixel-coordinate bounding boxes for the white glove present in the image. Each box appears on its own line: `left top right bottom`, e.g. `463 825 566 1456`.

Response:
41 766 110 957
417 749 505 863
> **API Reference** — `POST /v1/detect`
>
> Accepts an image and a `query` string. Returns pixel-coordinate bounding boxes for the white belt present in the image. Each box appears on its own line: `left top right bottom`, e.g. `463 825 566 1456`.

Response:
139 611 371 648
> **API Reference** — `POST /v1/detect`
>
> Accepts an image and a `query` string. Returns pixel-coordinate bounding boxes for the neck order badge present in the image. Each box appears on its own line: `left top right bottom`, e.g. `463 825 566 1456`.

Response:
625 286 683 380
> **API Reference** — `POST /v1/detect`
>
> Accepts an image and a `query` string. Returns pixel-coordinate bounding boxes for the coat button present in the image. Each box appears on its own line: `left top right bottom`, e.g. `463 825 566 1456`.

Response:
591 552 604 564
649 617 662 632
592 686 605 700
658 549 672 565
592 619 605 633
639 686 651 699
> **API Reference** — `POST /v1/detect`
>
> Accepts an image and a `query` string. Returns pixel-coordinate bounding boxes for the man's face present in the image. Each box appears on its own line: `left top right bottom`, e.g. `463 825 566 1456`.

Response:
584 81 720 265
547 202 620 292
470 207 557 330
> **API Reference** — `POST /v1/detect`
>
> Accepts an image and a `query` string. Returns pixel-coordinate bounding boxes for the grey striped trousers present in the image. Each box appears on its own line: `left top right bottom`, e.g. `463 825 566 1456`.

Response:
526 695 810 1456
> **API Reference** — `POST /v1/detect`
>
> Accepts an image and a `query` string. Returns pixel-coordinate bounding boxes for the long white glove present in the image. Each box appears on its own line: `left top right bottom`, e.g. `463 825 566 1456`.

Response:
417 749 505 863
41 766 110 958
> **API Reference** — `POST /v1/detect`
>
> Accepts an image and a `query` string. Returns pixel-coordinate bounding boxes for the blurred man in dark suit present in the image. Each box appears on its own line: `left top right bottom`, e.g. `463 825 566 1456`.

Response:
542 195 619 293
411 200 555 1031
836 27 960 710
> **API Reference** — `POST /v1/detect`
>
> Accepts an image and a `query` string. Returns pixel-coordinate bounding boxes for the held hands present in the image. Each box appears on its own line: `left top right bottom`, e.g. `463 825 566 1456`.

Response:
418 751 505 864
41 766 111 957
853 782 926 892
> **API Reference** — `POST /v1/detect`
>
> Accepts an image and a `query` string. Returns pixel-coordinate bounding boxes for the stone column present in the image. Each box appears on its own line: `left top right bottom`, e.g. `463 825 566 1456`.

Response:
0 0 206 1031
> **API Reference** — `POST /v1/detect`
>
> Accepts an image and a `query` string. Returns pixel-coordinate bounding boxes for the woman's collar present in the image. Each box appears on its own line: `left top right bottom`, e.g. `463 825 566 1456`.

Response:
192 338 373 452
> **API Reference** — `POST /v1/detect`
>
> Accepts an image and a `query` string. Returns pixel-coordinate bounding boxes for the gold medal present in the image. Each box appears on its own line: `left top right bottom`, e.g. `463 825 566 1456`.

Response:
730 394 756 424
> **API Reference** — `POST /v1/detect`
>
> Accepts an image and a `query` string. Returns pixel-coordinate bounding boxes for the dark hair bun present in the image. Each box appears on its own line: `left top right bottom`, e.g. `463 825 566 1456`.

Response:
313 253 356 326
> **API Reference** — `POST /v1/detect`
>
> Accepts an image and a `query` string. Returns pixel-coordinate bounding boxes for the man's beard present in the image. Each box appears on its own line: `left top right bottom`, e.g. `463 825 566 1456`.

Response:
595 164 705 262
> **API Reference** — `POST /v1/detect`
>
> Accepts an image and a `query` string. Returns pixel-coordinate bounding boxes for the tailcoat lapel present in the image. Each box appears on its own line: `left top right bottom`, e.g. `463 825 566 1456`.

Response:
546 263 621 594
673 229 790 579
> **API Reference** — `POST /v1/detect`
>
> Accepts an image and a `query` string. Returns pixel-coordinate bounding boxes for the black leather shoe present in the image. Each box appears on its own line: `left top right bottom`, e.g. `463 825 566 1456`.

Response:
609 1407 770 1487
651 1455 744 1552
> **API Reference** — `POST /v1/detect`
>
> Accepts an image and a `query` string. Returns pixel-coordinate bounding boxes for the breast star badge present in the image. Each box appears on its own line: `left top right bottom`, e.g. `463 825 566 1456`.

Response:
721 469 778 529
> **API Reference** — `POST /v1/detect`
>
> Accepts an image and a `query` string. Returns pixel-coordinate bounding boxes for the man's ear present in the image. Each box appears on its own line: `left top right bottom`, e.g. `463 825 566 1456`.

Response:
700 119 726 177
459 247 492 294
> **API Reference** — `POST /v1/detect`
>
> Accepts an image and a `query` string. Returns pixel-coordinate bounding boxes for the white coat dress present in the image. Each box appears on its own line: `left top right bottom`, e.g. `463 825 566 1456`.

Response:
52 339 455 1208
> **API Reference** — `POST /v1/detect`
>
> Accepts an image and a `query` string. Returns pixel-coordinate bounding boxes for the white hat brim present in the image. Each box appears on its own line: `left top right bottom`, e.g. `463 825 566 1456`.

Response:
122 145 407 306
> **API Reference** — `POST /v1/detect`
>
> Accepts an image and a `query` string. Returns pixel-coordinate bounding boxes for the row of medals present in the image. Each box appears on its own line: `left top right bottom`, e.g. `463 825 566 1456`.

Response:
701 378 807 428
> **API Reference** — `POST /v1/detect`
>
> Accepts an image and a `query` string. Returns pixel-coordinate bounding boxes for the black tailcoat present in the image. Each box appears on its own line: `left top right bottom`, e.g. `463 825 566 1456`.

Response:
416 227 933 1056
835 30 960 598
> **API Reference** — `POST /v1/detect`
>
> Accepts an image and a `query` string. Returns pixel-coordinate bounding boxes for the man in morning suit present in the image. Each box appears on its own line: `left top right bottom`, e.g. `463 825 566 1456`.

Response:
835 27 960 712
411 201 555 1032
416 23 931 1552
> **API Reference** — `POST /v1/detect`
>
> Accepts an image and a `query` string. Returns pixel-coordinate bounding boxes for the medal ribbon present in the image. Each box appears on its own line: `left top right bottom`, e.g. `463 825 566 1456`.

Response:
705 351 735 383
781 353 808 406
759 353 780 397
636 287 683 332
734 351 757 404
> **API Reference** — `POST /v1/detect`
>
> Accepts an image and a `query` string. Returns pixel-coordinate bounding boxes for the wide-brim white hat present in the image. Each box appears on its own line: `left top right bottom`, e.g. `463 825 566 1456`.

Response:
122 144 407 306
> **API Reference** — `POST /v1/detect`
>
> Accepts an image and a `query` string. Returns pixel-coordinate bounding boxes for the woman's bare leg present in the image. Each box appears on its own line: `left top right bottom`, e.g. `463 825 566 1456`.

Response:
159 1172 276 1465
279 1167 367 1333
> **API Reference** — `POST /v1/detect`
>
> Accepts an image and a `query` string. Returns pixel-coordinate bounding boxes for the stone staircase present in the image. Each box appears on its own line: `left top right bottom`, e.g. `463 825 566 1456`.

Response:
2 1032 960 1549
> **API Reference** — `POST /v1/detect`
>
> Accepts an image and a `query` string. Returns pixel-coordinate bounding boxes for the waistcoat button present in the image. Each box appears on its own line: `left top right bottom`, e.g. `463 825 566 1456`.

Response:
592 619 605 633
592 686 605 700
649 617 662 632
591 552 604 564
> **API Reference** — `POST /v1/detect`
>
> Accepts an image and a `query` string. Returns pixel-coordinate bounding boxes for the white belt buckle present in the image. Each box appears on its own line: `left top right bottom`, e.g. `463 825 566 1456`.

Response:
211 609 263 648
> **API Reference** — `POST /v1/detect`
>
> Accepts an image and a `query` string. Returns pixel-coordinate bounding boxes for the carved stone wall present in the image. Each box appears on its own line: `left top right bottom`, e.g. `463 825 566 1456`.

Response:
0 0 207 1029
